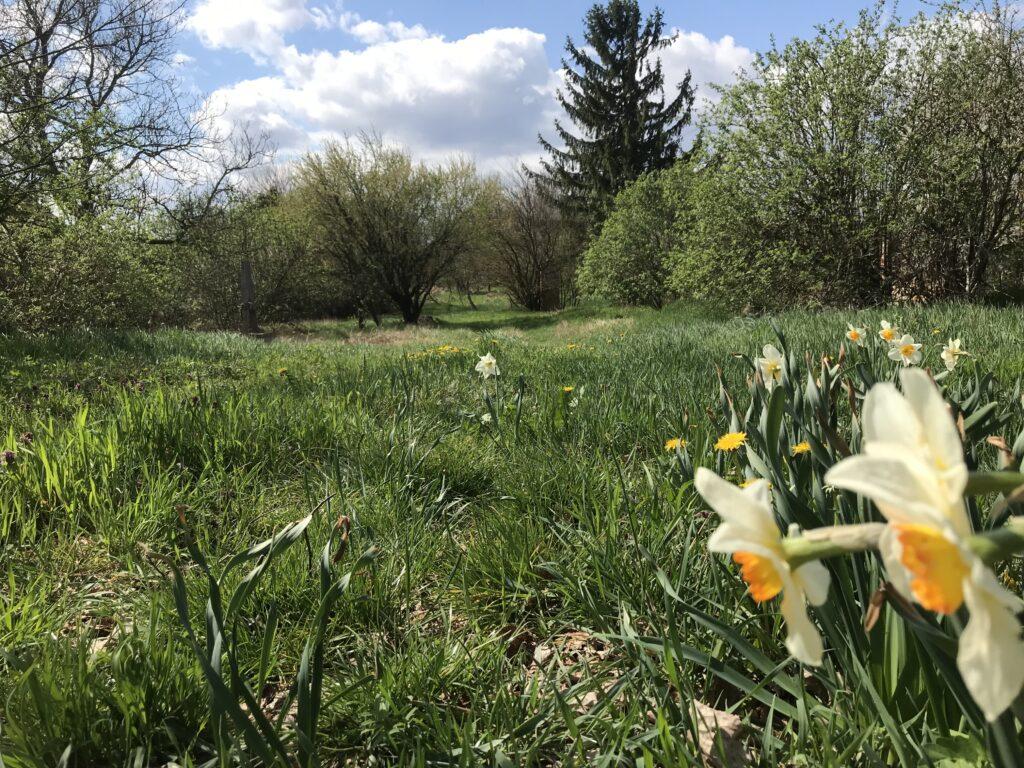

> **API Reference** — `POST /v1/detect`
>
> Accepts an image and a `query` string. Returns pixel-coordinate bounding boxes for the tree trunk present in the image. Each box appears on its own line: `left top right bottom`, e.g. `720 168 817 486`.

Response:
239 260 260 334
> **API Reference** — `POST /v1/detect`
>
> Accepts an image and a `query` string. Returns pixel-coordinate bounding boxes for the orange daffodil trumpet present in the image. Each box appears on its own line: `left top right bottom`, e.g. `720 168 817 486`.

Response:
887 334 922 367
696 469 830 665
846 324 866 347
879 320 899 344
756 344 784 389
825 369 1024 721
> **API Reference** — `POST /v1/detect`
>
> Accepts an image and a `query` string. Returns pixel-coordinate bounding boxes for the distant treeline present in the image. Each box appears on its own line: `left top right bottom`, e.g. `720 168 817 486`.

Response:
2 0 1022 333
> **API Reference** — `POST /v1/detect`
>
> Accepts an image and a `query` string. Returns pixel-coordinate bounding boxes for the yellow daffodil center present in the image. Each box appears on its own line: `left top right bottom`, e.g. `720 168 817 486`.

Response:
791 441 811 456
733 552 784 602
900 343 916 358
848 330 860 341
881 329 896 341
764 361 782 380
715 431 747 451
894 523 969 615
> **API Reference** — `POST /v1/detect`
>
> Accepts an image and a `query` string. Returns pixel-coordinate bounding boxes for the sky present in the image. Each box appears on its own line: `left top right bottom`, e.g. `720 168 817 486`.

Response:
176 0 928 171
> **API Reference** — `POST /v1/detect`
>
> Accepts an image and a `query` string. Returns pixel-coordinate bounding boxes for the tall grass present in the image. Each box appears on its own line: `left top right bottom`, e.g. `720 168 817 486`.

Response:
1 299 1022 765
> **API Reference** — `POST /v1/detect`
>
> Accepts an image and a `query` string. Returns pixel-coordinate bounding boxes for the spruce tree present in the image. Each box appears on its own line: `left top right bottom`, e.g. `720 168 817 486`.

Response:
537 0 694 228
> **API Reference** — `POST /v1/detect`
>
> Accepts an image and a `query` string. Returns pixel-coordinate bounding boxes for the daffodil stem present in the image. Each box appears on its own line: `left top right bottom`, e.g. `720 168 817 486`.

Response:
779 473 1024 568
782 524 885 568
965 471 1024 497
966 517 1024 566
783 518 1024 569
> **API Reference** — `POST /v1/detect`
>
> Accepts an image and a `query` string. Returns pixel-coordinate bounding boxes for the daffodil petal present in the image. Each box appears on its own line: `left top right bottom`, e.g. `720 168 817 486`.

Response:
959 560 1024 721
695 468 776 539
900 369 967 497
824 454 952 525
863 382 923 447
779 579 825 666
793 560 831 607
877 525 914 601
707 525 780 559
860 442 970 531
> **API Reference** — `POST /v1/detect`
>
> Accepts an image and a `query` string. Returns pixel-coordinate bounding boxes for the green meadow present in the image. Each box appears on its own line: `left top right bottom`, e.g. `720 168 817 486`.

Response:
2 297 1024 766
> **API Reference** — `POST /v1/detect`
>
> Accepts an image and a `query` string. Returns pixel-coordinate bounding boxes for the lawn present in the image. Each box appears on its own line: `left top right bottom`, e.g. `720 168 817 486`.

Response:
2 297 1024 766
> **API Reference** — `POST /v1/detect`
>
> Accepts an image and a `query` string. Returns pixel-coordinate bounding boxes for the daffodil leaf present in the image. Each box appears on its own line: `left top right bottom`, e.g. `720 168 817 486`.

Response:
765 384 786 454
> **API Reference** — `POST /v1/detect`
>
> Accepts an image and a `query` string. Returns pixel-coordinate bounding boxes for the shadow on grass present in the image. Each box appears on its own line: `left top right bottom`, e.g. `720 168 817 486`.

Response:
434 312 562 332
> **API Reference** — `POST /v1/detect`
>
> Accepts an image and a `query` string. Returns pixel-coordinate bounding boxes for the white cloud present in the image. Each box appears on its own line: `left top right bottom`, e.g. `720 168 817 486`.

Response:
338 12 431 45
661 31 754 106
207 28 555 169
187 0 327 60
195 2 752 169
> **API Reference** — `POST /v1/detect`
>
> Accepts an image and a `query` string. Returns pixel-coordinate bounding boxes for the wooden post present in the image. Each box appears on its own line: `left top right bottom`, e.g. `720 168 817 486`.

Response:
239 260 260 334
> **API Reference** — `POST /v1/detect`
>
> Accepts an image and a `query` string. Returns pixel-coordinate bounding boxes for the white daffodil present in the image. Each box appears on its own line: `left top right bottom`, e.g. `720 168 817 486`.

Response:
695 468 830 665
846 324 867 347
825 369 1024 721
879 320 899 344
940 338 968 371
887 334 922 367
756 344 784 390
475 353 499 379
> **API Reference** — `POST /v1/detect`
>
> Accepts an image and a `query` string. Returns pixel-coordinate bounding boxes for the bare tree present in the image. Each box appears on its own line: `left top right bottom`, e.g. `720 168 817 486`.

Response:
489 169 577 311
0 0 206 222
298 135 484 324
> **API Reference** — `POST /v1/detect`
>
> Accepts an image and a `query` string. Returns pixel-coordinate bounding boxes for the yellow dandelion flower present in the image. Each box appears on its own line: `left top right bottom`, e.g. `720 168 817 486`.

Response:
715 431 747 451
664 437 686 451
277 367 288 376
791 441 811 456
563 386 574 394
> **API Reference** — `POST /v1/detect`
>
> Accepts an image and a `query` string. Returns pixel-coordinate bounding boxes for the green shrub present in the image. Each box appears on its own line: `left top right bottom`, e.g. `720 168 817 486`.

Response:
672 2 1024 310
0 213 170 331
577 162 690 307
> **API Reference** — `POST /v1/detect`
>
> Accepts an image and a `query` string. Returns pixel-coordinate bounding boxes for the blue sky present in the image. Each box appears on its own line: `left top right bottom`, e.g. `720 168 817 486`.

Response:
178 1 928 168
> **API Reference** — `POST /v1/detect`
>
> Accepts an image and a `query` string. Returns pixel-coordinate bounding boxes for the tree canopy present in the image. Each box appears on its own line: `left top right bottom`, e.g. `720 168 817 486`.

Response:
537 0 693 228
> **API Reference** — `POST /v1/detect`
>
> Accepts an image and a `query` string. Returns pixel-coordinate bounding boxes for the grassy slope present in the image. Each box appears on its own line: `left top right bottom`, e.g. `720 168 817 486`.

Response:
1 296 1023 765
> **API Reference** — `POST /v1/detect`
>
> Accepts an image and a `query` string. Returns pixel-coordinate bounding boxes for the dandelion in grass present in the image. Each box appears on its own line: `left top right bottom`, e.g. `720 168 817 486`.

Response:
940 338 968 371
845 325 867 347
696 469 829 665
563 386 574 394
887 334 922 367
475 353 499 379
879 320 899 344
277 367 288 376
825 369 1024 721
791 441 811 456
756 344 784 389
664 437 685 452
715 431 747 451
